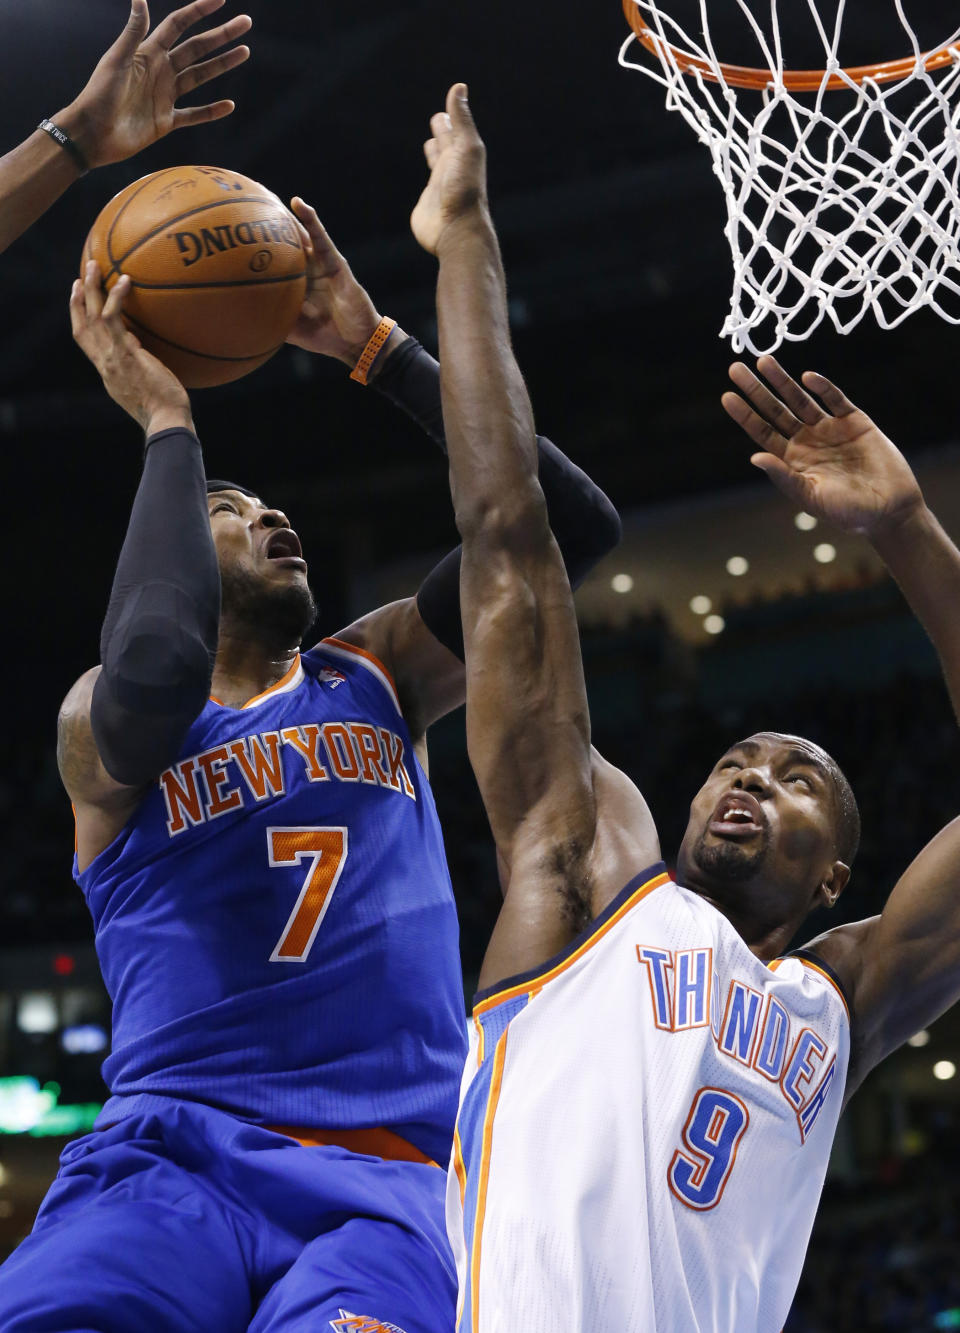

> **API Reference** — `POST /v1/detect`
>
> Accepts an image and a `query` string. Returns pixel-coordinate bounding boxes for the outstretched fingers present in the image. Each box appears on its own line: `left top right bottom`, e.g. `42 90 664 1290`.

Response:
170 98 236 128
148 0 227 52
168 11 251 71
727 361 804 449
721 387 789 459
801 370 858 418
755 355 826 425
109 0 151 62
446 81 474 132
175 42 250 97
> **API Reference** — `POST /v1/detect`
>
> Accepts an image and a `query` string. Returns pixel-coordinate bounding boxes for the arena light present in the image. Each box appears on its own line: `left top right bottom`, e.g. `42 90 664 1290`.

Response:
61 1024 109 1055
690 595 712 615
813 543 837 564
933 1060 956 1081
907 1030 931 1048
611 573 634 594
794 512 818 531
725 556 749 577
0 1077 58 1133
16 992 57 1035
704 615 725 636
0 1077 101 1137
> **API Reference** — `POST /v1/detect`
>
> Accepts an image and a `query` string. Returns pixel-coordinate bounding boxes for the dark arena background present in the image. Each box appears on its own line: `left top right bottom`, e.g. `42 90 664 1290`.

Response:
2 2 960 1327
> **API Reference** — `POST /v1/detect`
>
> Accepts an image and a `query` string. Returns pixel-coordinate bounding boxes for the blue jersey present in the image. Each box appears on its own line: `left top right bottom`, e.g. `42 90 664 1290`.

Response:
75 638 468 1164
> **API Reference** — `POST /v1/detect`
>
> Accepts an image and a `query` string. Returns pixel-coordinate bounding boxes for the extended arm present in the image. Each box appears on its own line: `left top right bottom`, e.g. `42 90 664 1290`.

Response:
723 358 960 1087
409 87 646 986
0 0 250 255
286 198 620 738
60 265 219 867
723 357 960 720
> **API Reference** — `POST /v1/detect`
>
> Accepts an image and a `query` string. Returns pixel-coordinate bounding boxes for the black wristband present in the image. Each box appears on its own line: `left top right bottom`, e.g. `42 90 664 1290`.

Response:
38 118 89 175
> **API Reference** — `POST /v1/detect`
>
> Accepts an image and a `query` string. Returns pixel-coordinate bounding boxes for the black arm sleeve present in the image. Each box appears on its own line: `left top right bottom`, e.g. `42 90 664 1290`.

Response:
375 338 622 661
90 427 220 786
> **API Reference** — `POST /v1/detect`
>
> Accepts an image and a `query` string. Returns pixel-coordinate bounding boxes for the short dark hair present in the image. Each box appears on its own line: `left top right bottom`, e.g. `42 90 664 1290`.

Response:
206 479 258 498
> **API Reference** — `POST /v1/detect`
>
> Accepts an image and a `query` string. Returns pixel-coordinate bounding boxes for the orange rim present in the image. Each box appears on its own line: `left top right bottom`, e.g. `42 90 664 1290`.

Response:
622 0 958 91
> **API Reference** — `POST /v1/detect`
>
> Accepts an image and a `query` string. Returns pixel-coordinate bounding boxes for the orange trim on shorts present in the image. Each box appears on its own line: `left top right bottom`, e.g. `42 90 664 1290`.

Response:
473 869 671 1016
209 654 302 710
452 1127 467 1209
470 1032 509 1330
267 1124 439 1167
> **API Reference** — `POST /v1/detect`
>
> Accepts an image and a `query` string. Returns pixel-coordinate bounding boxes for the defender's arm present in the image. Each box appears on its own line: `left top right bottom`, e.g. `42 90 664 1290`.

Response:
723 357 960 721
0 0 250 255
411 87 656 986
724 359 960 1090
809 820 960 1096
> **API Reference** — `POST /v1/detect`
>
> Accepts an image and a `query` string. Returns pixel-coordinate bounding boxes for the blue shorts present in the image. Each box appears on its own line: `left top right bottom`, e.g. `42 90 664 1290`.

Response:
0 1100 455 1333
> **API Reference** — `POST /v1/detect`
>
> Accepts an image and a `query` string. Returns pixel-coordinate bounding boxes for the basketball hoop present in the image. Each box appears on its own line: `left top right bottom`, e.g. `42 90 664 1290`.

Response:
620 0 960 353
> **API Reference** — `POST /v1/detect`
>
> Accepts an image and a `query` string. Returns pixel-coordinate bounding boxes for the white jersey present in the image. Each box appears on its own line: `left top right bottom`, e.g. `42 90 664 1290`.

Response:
448 864 850 1333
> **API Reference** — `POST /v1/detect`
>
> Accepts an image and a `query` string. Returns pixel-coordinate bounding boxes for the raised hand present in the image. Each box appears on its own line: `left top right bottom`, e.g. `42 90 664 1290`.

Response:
722 356 923 537
285 199 383 365
59 0 251 170
410 83 489 256
71 261 192 434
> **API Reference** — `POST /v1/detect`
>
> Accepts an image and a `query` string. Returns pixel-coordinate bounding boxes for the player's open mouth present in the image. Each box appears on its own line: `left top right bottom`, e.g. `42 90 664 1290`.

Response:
265 530 306 569
708 791 764 839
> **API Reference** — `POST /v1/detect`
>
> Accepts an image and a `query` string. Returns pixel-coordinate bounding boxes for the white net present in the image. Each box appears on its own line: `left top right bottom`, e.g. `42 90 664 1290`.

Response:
619 1 960 353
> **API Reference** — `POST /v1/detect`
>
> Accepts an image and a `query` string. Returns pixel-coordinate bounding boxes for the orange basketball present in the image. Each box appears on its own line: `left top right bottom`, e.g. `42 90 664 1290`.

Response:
83 166 308 389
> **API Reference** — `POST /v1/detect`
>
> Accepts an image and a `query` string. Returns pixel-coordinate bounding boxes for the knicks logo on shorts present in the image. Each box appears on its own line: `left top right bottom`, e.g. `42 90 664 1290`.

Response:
329 1313 408 1333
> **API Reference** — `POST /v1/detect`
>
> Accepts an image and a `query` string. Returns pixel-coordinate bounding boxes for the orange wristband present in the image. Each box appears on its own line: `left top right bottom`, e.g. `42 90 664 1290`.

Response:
349 316 397 385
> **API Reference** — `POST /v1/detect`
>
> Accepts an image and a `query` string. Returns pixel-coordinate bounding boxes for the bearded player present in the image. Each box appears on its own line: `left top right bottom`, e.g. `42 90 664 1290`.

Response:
414 84 960 1332
0 176 620 1333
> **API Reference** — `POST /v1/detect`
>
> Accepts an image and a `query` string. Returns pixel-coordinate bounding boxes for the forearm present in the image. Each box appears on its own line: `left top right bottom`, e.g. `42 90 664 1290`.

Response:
437 215 541 533
0 122 83 255
93 426 220 784
871 503 960 720
375 337 621 574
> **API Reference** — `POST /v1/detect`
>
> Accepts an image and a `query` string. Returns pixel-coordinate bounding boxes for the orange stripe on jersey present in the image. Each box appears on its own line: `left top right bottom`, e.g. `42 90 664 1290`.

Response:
452 1127 467 1208
474 869 671 1016
322 637 400 700
474 1012 486 1067
795 958 851 1022
210 654 303 710
768 955 850 1022
471 1032 509 1330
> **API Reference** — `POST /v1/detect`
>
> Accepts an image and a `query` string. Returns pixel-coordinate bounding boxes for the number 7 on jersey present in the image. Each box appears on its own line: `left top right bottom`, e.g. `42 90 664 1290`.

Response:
268 826 348 962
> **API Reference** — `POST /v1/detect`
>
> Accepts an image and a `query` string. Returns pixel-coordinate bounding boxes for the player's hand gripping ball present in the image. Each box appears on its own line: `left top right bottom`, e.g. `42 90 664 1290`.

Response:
82 166 307 388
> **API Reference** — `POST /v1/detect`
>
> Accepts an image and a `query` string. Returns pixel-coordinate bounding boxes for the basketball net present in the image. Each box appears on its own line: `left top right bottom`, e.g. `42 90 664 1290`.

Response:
620 1 960 354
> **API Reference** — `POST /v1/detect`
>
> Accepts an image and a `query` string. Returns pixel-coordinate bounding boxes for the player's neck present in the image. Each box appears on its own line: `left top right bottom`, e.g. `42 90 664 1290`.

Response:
697 893 801 963
211 626 300 709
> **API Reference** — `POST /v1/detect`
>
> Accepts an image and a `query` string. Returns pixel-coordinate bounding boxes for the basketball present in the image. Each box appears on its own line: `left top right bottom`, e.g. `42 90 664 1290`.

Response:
82 166 308 389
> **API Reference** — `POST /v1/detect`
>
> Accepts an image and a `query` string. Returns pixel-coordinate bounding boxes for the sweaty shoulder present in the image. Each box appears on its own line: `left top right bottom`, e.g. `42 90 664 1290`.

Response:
58 667 147 870
329 597 465 747
588 748 662 917
796 915 876 1095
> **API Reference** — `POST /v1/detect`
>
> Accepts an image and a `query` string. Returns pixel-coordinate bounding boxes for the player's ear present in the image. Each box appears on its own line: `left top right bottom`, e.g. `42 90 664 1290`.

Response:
816 861 850 911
